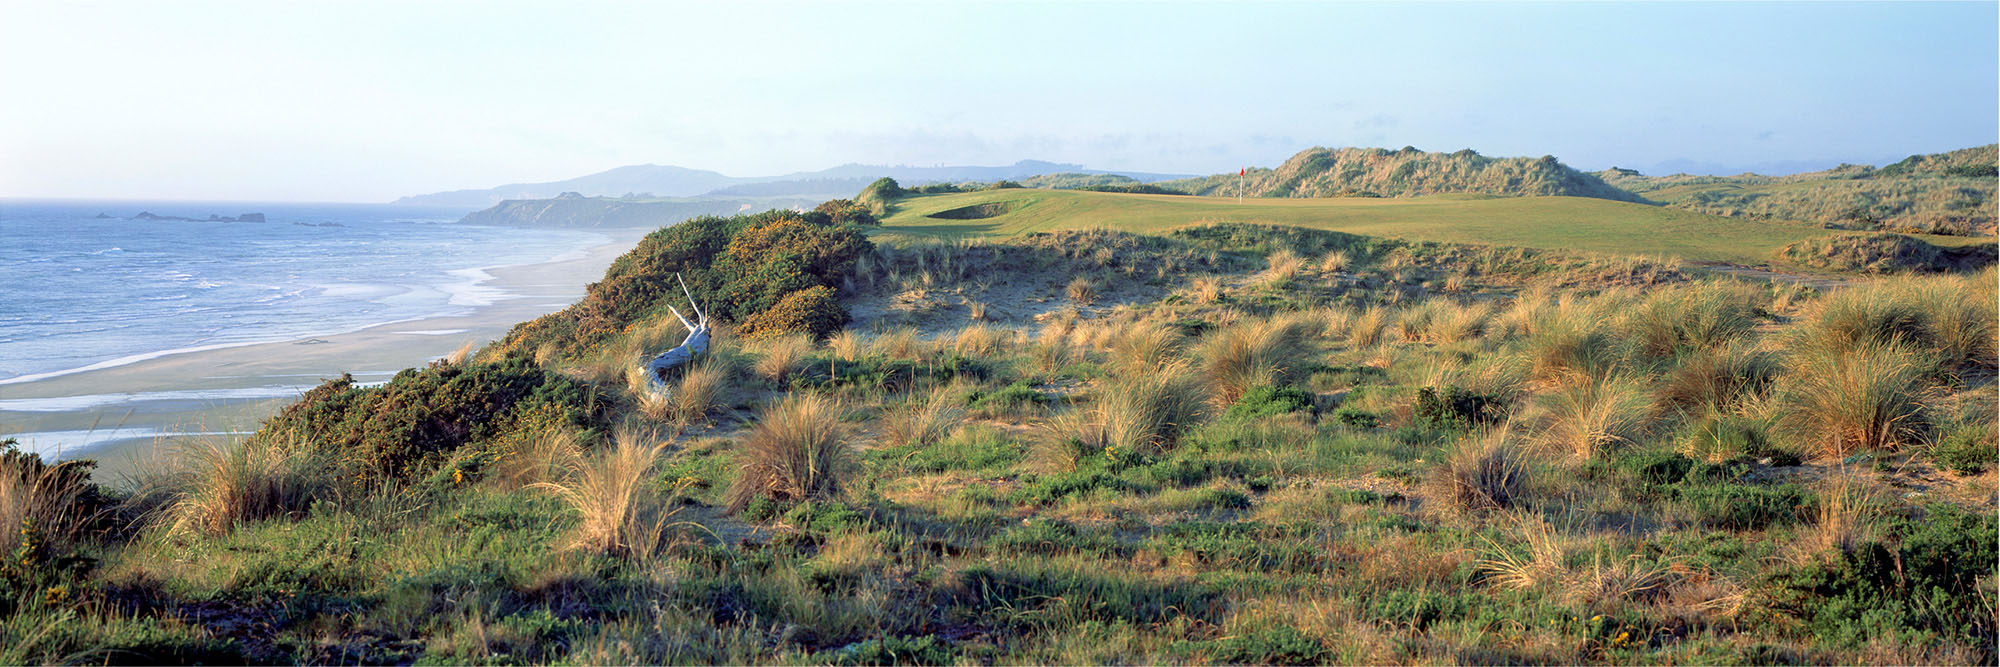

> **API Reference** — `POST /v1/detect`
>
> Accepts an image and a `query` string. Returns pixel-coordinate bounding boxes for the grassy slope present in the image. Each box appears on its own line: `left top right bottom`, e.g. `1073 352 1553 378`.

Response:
878 189 1984 266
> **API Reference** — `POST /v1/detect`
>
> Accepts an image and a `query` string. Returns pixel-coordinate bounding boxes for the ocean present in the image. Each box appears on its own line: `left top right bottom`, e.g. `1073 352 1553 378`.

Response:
0 200 607 385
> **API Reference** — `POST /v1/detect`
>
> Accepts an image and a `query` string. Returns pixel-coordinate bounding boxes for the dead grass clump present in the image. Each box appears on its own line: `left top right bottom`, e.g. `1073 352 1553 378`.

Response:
870 327 926 361
882 386 968 448
1623 281 1760 358
0 443 101 563
1428 426 1530 511
1654 339 1779 412
1036 366 1207 467
1067 277 1098 305
1802 476 1882 557
1197 318 1314 406
1541 373 1650 459
827 330 864 362
1188 275 1225 305
1426 301 1494 344
1779 340 1932 458
1259 249 1304 285
1524 319 1623 384
752 333 813 385
1318 250 1350 273
444 340 477 366
168 437 331 536
727 393 851 512
951 323 1009 358
1105 323 1186 377
490 426 585 488
1350 307 1391 348
534 434 683 556
633 359 728 426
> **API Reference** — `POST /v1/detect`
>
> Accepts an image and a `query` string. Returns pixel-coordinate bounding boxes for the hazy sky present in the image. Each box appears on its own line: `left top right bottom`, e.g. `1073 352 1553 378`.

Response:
3 1 1995 202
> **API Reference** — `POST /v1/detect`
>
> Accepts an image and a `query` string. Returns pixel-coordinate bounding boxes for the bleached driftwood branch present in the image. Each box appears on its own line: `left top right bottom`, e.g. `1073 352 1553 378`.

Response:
642 273 711 393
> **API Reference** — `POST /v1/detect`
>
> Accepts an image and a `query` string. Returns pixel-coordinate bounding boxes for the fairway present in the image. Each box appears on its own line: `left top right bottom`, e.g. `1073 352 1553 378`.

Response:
876 189 1969 266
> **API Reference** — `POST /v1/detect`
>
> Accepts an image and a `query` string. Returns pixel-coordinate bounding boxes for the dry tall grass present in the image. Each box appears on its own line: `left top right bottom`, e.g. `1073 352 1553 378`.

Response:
1188 276 1224 305
1036 365 1207 467
827 330 864 362
1780 340 1932 457
1622 281 1759 358
489 424 585 489
1541 373 1649 459
1350 307 1391 348
533 434 679 556
1104 323 1186 377
1259 249 1304 286
882 386 968 448
727 394 851 512
168 437 332 536
1197 318 1313 406
1428 427 1530 511
1067 277 1098 305
752 334 813 385
630 359 728 426
0 447 97 562
1654 340 1778 412
1523 319 1622 384
1318 250 1350 273
951 324 1009 358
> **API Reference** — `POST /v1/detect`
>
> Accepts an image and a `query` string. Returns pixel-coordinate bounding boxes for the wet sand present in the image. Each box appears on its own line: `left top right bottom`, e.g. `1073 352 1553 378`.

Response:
0 227 651 476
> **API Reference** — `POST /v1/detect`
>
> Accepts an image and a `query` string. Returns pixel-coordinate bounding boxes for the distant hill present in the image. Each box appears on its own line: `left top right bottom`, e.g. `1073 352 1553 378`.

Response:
395 160 1193 207
1600 144 1997 235
457 193 821 229
1157 147 1650 203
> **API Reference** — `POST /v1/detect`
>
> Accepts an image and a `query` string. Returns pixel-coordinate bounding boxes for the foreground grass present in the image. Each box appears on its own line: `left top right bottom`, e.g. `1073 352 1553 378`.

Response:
4 224 1995 665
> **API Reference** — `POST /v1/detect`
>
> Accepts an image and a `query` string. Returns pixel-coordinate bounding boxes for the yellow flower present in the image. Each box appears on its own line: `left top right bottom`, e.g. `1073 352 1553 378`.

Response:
452 469 464 485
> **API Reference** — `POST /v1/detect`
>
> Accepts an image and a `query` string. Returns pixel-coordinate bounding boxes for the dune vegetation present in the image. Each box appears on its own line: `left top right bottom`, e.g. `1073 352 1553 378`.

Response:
1601 145 1998 236
2 185 1996 664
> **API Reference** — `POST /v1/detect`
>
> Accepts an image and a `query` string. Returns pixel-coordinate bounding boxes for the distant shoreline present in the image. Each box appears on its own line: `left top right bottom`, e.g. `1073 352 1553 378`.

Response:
0 226 653 470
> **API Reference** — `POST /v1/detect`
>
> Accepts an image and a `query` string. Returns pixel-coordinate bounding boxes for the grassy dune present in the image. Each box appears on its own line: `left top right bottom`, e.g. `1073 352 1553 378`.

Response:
879 189 1985 267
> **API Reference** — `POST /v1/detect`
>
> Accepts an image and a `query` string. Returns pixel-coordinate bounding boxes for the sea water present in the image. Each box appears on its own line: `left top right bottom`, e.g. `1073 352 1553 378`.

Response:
0 200 607 384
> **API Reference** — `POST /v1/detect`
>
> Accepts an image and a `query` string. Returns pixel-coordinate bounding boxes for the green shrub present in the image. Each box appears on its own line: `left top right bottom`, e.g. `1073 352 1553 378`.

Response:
253 359 604 481
1221 385 1315 421
1168 625 1327 665
1672 482 1810 530
1414 386 1506 432
1761 505 1997 652
1930 422 1996 475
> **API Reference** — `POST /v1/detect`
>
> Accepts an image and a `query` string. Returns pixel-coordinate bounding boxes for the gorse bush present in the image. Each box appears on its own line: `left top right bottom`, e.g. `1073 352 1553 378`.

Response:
489 210 871 361
739 285 845 340
255 359 604 481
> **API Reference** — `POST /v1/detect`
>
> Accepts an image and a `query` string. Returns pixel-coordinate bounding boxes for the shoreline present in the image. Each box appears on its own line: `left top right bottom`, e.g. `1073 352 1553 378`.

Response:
0 226 652 471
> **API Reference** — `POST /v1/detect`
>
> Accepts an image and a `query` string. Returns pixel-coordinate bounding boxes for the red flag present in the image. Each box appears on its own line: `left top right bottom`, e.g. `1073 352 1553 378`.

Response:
1239 168 1245 176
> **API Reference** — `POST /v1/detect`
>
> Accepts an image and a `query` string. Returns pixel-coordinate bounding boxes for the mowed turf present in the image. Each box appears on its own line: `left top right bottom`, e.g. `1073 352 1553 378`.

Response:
876 189 1972 266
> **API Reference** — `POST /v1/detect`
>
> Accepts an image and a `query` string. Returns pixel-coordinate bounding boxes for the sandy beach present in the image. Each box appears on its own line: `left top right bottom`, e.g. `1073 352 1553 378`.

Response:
0 227 652 475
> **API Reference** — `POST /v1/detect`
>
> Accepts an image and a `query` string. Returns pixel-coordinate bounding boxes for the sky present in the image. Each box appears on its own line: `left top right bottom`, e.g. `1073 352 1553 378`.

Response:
2 1 1995 202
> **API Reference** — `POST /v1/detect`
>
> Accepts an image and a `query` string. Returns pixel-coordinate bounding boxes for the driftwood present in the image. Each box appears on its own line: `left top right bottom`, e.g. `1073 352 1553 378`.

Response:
642 273 711 393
